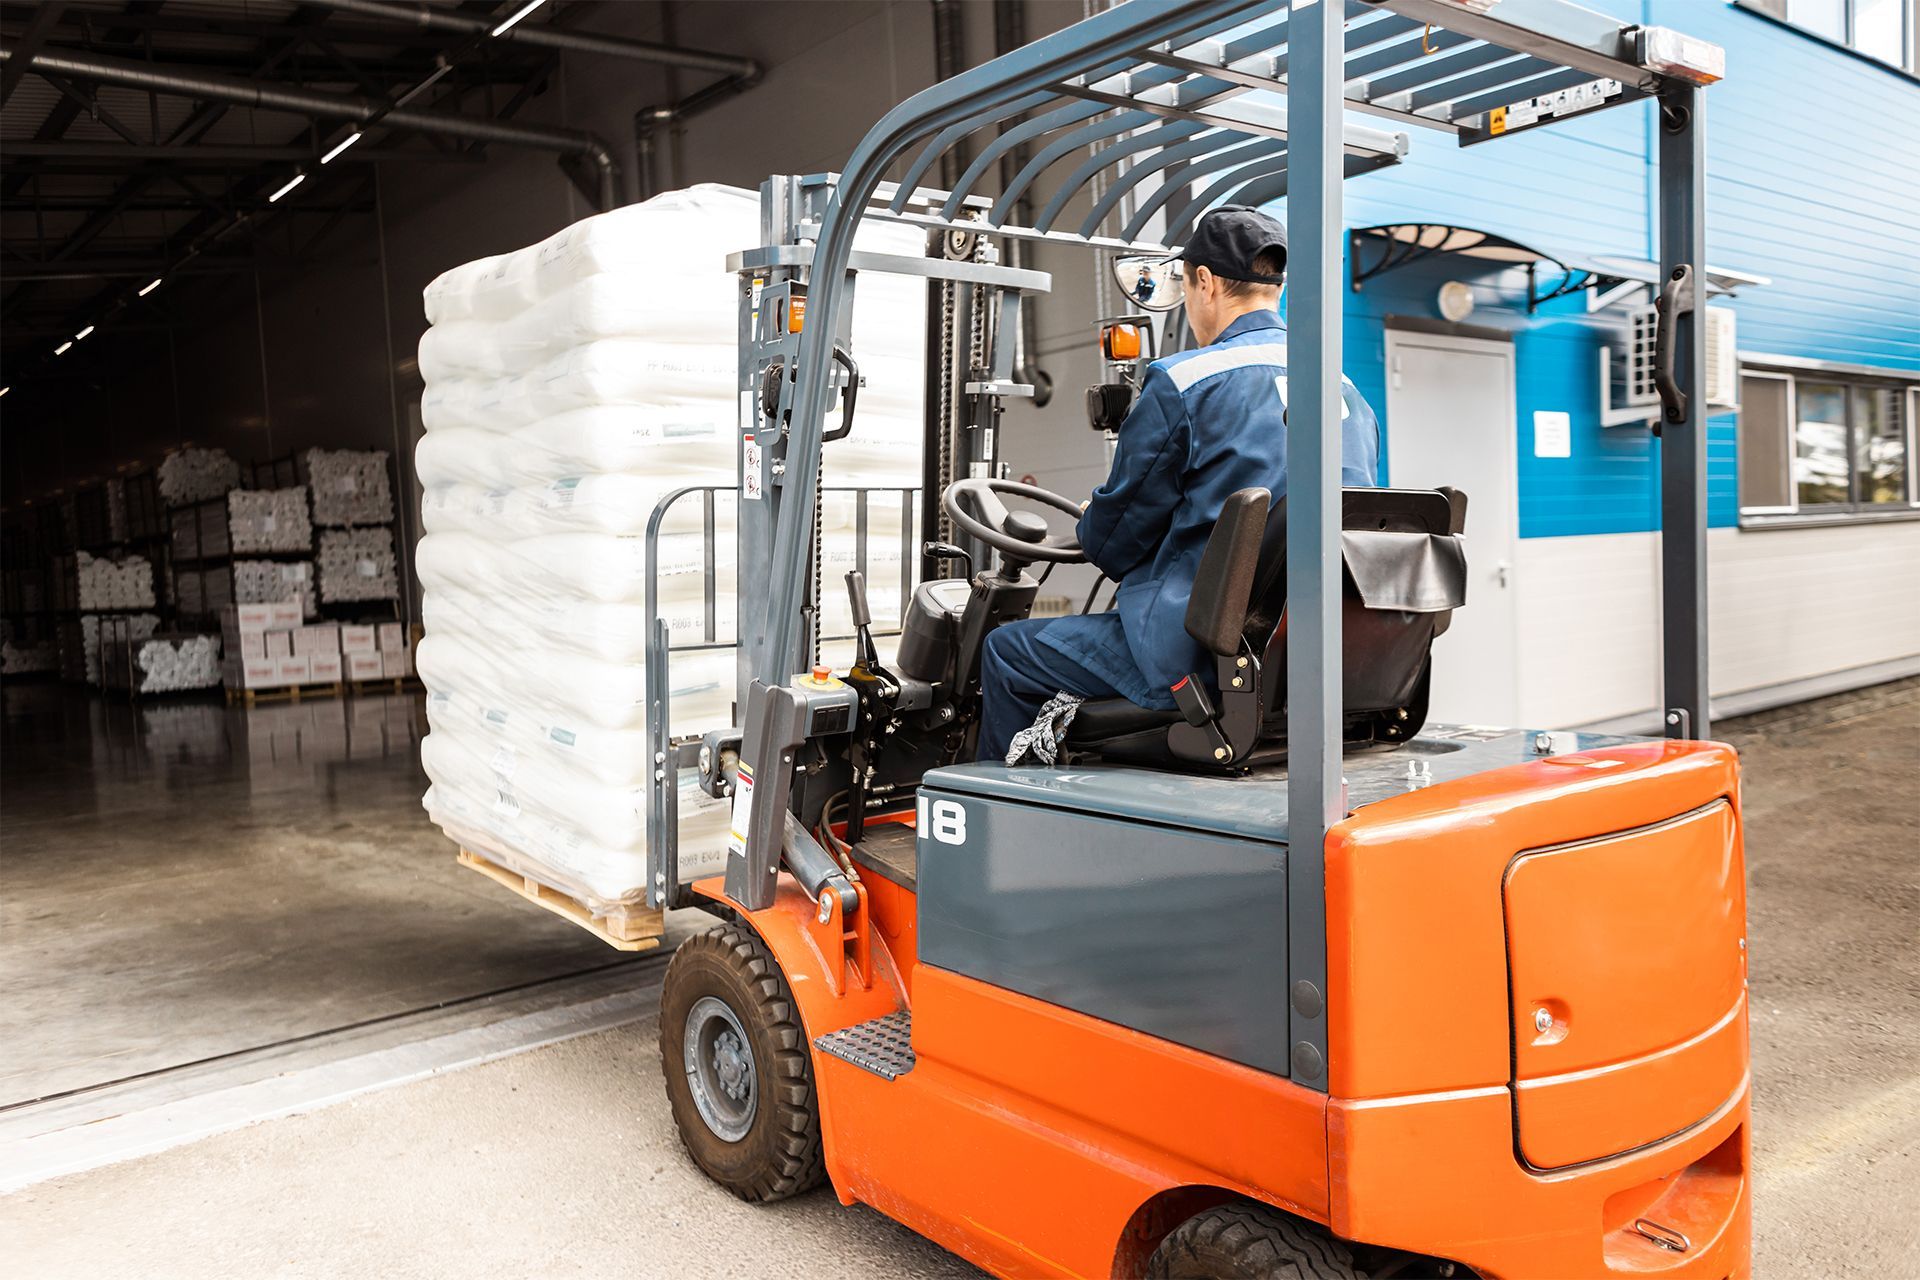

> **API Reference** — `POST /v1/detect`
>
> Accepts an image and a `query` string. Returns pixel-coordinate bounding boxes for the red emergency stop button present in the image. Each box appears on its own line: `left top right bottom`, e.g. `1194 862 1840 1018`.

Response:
812 664 831 684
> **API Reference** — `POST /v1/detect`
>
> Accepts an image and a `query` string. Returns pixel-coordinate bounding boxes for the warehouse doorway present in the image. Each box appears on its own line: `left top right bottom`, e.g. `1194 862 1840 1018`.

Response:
1384 328 1519 725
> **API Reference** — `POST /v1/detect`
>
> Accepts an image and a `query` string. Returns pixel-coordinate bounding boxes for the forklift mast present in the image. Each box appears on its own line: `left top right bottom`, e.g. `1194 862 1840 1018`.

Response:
718 0 1723 1091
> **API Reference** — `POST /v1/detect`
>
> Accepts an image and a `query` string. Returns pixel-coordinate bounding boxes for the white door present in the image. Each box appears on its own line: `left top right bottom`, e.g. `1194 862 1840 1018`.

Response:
1383 330 1519 725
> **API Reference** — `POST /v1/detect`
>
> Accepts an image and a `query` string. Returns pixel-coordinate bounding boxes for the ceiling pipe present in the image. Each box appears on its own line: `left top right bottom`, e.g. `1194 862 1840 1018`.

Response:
304 0 760 79
0 45 621 207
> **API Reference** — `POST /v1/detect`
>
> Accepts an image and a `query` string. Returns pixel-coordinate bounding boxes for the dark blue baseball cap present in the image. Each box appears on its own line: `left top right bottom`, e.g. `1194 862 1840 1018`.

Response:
1173 205 1287 283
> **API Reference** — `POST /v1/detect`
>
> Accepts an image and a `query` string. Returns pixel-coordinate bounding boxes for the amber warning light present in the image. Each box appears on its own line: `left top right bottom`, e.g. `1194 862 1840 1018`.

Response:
1102 323 1142 361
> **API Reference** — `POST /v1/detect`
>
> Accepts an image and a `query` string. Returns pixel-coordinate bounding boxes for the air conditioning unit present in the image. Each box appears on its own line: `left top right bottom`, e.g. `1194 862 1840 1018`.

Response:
1599 303 1737 426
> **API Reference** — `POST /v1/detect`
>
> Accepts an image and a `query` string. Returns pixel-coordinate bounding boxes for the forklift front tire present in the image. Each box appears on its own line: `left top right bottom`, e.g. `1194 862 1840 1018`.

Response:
659 925 827 1202
1147 1203 1363 1279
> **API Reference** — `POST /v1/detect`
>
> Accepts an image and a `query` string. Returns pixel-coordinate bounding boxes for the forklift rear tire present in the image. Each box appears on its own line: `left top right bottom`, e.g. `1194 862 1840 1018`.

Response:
659 925 827 1202
1147 1203 1364 1279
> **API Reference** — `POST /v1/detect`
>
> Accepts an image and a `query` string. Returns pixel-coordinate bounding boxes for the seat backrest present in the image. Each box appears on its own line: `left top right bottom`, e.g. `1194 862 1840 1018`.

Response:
1244 487 1468 730
1183 487 1271 655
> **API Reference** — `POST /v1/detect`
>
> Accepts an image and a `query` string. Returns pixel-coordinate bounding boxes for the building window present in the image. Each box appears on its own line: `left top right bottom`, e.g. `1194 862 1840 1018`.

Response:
1738 0 1920 72
1739 364 1918 521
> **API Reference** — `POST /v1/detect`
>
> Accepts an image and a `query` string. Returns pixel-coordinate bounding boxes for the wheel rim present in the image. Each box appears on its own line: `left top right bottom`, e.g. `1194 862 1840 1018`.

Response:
683 995 756 1143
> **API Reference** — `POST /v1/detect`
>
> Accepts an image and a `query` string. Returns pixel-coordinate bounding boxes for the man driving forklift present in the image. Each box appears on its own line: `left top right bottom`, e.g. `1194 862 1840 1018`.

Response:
978 206 1383 760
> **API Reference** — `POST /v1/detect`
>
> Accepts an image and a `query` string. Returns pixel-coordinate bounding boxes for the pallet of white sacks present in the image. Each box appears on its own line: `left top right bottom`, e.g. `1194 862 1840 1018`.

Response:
456 848 664 951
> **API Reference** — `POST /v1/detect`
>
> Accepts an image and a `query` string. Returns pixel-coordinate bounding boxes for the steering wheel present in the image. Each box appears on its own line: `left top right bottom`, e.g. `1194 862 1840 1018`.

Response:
943 477 1087 565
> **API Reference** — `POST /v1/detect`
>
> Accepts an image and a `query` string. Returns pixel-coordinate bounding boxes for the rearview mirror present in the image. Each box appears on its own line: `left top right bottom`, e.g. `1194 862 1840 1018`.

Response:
1110 254 1185 312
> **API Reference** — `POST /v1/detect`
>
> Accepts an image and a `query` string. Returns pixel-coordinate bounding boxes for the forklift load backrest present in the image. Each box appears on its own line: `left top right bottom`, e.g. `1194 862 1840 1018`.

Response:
1246 487 1468 728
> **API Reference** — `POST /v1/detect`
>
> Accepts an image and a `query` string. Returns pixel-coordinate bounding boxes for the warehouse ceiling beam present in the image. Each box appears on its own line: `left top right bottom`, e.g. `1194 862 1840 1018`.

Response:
0 0 62 107
0 140 487 163
0 44 623 207
304 0 759 79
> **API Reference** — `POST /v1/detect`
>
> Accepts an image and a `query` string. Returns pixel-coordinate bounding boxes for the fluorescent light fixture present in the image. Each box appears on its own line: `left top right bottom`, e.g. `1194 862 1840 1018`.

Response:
74 325 95 341
320 131 362 164
139 278 163 296
268 173 306 203
491 0 547 36
55 341 73 355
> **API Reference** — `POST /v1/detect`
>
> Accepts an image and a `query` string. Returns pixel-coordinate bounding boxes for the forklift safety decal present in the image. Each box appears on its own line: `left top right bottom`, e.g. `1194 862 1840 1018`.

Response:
917 795 967 845
727 763 755 856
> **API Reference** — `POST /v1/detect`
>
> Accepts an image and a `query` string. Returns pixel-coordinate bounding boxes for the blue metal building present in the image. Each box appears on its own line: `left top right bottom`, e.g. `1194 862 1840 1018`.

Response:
1312 0 1919 727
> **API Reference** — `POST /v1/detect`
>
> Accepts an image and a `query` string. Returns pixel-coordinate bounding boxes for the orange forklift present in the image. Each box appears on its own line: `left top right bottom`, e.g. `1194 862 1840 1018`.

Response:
646 2 1748 1275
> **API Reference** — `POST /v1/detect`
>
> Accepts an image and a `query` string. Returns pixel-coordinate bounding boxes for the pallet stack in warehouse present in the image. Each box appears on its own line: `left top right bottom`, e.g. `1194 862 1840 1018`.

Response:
304 448 402 613
170 482 317 624
412 184 925 935
219 603 412 703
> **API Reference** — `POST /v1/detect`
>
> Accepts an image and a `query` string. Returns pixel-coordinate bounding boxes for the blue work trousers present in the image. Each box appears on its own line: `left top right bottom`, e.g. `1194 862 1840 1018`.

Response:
976 617 1129 762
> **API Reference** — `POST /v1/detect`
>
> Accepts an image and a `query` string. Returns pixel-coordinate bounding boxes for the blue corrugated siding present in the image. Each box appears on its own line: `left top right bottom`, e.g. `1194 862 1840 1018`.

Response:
1279 0 1920 538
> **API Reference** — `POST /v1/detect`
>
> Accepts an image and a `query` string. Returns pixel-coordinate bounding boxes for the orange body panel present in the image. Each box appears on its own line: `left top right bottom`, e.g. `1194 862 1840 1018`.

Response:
1504 799 1747 1168
704 738 1749 1279
821 966 1327 1278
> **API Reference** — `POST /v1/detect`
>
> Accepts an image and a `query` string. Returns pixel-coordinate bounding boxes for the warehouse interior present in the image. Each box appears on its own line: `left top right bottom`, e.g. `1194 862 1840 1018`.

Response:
1 0 1106 1145
4 2 1918 1275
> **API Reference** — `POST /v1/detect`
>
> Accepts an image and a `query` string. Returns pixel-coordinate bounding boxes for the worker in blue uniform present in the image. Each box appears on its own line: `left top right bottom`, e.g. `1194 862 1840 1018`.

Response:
978 206 1381 761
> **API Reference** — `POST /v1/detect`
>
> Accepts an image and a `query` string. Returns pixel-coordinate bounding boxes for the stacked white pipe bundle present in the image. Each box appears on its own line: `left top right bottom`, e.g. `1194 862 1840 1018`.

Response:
227 487 313 553
157 447 240 506
75 551 156 610
82 612 159 685
235 558 318 617
1 620 58 674
303 448 394 526
317 527 398 602
414 184 925 918
132 635 223 693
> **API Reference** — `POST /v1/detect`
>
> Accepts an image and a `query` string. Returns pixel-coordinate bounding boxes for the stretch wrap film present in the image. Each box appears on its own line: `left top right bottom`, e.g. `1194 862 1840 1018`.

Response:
415 184 926 914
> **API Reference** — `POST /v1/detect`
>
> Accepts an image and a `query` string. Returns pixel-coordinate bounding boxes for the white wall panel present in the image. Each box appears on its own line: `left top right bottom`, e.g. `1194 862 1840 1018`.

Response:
1514 523 1920 727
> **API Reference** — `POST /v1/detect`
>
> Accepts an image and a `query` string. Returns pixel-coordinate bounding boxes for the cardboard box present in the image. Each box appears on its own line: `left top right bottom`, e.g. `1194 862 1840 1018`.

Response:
292 625 340 657
309 652 343 682
381 648 413 679
264 629 292 659
268 600 304 628
240 657 280 688
377 622 405 652
276 655 312 684
238 631 265 660
340 625 377 654
231 603 274 631
346 651 384 680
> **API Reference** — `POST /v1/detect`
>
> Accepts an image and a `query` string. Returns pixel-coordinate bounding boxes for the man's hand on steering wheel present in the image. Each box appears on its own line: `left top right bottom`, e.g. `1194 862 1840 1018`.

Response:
942 478 1088 568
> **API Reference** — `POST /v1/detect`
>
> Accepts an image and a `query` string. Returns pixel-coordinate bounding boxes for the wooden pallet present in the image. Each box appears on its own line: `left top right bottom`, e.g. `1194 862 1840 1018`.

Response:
348 675 423 697
457 848 663 952
225 679 346 706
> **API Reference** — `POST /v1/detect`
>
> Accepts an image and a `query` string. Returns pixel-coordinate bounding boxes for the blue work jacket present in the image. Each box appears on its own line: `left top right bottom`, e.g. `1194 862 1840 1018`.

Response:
1041 309 1380 708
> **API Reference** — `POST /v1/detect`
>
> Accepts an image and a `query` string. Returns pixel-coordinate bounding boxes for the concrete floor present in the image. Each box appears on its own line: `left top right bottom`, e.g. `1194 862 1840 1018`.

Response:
2 679 1916 1276
0 684 656 1105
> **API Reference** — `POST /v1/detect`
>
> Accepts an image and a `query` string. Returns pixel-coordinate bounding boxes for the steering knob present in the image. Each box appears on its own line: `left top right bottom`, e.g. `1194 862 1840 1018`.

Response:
1005 511 1049 544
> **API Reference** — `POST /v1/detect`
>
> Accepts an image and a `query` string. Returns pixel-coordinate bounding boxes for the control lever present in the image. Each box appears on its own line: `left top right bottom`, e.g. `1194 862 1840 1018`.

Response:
923 541 975 579
844 571 878 669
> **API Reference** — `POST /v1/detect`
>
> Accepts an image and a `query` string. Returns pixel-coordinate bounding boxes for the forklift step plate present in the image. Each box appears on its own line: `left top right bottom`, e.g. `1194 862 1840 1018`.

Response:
814 1011 916 1080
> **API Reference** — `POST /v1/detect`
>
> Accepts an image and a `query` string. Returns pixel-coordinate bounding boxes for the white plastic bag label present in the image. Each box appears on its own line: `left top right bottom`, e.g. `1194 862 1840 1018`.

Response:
357 559 378 577
490 745 519 781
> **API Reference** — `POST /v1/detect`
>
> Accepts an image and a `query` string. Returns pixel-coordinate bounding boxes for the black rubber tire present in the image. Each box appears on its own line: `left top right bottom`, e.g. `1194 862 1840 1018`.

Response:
659 925 827 1202
1146 1203 1365 1280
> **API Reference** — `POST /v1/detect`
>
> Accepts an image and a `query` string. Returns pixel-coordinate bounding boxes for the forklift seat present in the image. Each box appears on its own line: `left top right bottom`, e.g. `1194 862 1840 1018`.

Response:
1062 486 1469 770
